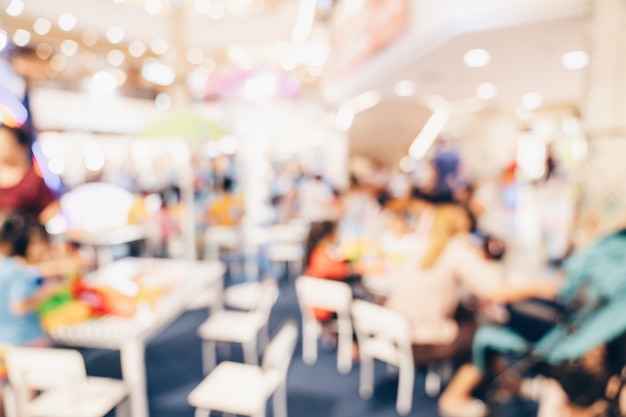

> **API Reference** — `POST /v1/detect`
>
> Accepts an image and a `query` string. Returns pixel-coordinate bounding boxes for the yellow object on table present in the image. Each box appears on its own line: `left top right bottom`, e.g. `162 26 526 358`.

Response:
41 300 92 333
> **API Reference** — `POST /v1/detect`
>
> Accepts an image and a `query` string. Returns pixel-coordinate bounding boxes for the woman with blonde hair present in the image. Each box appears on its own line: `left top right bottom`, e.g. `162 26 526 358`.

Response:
384 204 556 365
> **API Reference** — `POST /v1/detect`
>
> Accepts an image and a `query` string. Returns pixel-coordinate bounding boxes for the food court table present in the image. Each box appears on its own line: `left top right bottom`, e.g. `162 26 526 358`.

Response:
48 257 225 417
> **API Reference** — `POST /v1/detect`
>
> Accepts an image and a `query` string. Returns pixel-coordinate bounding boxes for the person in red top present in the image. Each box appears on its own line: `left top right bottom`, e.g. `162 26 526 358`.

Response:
304 220 352 321
0 125 59 224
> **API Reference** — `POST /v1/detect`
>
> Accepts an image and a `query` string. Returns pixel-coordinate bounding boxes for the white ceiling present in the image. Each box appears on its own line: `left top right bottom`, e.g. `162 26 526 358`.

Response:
379 16 589 110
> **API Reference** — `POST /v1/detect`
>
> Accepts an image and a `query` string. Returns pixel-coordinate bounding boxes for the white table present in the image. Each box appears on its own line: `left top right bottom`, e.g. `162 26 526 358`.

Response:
49 257 225 417
63 225 147 266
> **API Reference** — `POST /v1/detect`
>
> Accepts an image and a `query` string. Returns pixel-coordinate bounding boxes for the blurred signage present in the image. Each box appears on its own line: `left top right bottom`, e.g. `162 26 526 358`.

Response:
326 0 410 80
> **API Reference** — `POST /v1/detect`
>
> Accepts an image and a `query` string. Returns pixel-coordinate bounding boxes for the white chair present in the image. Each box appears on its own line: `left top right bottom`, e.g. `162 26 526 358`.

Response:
204 226 240 261
5 347 129 417
266 243 304 280
188 321 298 417
352 300 414 416
294 276 353 374
198 279 279 373
224 276 277 311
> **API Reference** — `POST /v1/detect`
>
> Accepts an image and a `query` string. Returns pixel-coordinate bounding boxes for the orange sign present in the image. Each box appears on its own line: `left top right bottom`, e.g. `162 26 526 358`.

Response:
326 0 410 80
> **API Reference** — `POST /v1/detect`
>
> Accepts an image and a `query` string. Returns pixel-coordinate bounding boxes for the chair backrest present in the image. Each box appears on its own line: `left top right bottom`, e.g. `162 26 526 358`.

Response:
205 226 240 247
262 320 298 378
295 276 352 316
250 277 279 322
351 300 413 356
6 347 87 391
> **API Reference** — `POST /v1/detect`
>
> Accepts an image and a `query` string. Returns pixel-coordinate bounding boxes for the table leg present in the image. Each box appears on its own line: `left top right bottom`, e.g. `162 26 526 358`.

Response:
121 341 149 417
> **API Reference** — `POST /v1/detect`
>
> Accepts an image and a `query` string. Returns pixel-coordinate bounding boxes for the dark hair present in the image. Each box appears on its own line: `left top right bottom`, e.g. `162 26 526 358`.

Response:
0 213 31 256
483 235 506 261
0 124 31 148
304 220 337 267
222 177 233 192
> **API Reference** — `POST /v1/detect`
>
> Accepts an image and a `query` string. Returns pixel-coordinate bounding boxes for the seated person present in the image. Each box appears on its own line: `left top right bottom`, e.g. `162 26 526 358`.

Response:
207 177 244 227
384 206 556 367
439 227 626 417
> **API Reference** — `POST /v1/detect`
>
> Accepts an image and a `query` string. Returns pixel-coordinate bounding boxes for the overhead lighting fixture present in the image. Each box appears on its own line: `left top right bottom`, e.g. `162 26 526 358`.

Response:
33 18 52 35
145 0 163 15
409 102 451 159
36 43 53 60
88 70 118 95
60 39 78 57
476 82 497 100
107 49 125 66
335 105 355 131
350 90 381 113
5 0 24 17
155 93 172 110
292 0 317 42
561 50 588 70
187 47 204 65
80 51 97 68
521 92 543 110
129 40 146 58
49 55 67 72
0 30 7 52
48 158 65 175
394 80 416 97
106 26 125 44
463 48 490 68
58 13 77 31
151 37 168 55
141 60 176 86
82 30 99 46
12 29 31 47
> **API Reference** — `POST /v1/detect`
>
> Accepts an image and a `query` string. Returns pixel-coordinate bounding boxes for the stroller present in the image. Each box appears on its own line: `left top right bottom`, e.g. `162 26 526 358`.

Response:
479 296 626 417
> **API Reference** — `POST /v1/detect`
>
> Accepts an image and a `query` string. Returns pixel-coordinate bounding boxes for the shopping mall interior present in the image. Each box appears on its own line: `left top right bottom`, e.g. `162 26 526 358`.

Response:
2 0 626 416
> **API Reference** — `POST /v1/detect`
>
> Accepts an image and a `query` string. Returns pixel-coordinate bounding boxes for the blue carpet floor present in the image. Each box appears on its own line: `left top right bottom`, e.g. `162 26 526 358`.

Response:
77 268 538 417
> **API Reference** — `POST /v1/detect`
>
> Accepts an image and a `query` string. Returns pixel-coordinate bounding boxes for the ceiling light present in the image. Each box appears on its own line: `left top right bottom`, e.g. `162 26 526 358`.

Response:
80 51 97 68
350 90 381 113
243 72 279 101
394 80 416 97
112 0 124 3
141 60 175 86
476 82 497 100
521 92 543 109
82 30 99 46
228 44 248 62
109 68 127 86
128 40 146 58
35 43 53 60
33 18 52 35
155 93 172 110
50 55 66 72
106 26 125 44
561 51 588 70
208 4 225 19
187 47 203 65
292 0 317 42
150 37 168 55
463 48 490 68
194 0 210 13
187 68 210 93
58 13 77 31
88 70 118 94
409 102 451 159
335 106 354 131
0 31 7 52
84 144 105 171
145 0 162 15
219 136 238 155
48 158 65 175
12 29 31 47
107 49 125 66
60 39 78 57
5 0 24 17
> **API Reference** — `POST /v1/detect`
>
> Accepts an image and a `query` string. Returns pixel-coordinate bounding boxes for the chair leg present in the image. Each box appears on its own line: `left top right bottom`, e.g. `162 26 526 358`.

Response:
195 409 210 417
243 338 258 365
359 354 374 399
258 324 269 351
202 340 217 374
336 318 352 374
425 363 442 398
2 385 19 417
397 365 414 416
273 382 288 417
301 320 318 365
114 396 132 417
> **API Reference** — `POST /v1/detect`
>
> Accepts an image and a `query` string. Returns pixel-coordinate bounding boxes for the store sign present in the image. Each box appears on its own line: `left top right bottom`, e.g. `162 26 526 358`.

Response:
326 0 410 80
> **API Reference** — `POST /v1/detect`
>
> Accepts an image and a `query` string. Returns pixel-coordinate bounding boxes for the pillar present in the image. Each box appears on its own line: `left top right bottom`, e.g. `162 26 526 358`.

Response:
577 0 626 244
